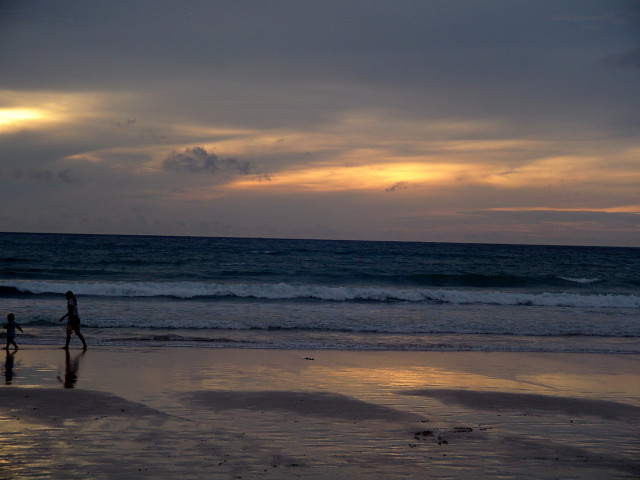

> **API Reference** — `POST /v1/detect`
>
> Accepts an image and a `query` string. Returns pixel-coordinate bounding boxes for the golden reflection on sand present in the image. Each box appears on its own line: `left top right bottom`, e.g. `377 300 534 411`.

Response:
305 365 551 396
1 349 639 479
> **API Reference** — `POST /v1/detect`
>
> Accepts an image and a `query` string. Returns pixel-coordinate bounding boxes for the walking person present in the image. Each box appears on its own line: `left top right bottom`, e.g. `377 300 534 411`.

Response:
3 313 23 351
59 291 87 349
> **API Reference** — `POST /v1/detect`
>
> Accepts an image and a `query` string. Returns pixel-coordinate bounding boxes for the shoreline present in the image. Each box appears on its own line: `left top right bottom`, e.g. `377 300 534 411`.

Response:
1 347 639 479
6 342 640 356
9 322 640 355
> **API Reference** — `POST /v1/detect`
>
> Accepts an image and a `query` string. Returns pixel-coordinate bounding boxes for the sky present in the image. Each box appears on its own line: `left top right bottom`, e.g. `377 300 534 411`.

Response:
1 0 639 246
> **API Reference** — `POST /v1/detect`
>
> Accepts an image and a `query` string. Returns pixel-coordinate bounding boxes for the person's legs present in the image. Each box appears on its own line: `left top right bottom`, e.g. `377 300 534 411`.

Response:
73 326 87 349
65 324 73 348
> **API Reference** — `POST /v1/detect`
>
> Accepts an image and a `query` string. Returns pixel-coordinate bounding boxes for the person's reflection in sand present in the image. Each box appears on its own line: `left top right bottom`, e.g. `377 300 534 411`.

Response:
57 349 86 388
4 351 15 384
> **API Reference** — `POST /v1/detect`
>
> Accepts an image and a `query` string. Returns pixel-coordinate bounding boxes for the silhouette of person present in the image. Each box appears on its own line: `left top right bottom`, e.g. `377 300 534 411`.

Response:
4 351 15 384
59 291 87 349
4 312 24 350
58 348 85 388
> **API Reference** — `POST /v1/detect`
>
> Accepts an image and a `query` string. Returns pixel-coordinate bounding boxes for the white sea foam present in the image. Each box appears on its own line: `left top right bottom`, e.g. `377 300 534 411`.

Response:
5 279 639 309
558 276 601 284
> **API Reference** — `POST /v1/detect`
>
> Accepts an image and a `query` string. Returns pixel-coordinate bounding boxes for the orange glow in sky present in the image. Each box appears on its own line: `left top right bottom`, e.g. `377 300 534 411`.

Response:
227 162 467 192
0 107 54 131
1 1 639 245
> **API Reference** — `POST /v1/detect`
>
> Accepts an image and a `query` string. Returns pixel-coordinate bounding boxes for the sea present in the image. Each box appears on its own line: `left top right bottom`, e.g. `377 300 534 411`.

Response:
1 232 638 354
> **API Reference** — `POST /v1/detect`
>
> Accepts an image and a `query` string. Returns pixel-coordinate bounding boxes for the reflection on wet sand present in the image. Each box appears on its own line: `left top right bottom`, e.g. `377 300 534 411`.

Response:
0 349 638 479
3 351 16 385
58 349 86 389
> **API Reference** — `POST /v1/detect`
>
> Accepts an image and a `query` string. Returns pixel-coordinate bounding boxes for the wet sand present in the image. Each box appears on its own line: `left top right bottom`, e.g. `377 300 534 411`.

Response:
1 347 639 479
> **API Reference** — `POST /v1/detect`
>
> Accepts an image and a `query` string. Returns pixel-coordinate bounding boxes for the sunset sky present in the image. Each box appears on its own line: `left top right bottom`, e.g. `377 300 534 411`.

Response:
1 0 639 246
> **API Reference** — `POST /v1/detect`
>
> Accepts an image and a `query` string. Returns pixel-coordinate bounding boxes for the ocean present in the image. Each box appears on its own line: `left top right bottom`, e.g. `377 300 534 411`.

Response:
1 232 638 354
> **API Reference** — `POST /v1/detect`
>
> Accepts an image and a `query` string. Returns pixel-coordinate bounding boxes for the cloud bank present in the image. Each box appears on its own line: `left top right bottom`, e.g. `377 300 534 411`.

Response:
0 0 638 246
163 147 253 176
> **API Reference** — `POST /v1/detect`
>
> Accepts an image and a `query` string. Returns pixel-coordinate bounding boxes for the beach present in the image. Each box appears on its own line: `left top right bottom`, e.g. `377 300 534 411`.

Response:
1 347 639 479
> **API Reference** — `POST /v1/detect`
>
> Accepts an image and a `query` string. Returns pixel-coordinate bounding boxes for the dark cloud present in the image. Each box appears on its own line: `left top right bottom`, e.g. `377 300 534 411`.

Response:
385 182 410 193
163 147 253 175
138 128 168 141
111 118 137 128
2 1 637 132
14 168 75 184
609 48 640 68
108 118 168 141
58 169 74 184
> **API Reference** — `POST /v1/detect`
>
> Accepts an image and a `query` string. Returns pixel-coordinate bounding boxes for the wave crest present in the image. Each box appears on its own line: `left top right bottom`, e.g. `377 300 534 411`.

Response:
2 280 638 309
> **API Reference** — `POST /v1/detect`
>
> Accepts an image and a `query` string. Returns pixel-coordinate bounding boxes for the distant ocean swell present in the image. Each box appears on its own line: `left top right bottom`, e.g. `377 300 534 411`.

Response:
2 280 639 309
0 268 620 289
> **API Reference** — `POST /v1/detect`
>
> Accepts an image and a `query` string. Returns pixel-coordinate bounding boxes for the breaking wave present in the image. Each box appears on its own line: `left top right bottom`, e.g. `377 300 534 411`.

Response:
2 280 638 309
